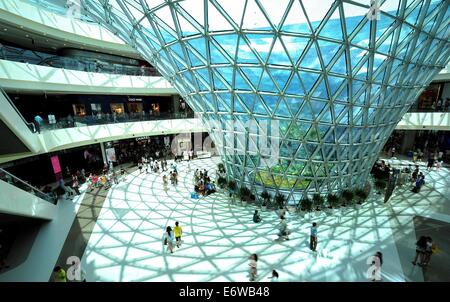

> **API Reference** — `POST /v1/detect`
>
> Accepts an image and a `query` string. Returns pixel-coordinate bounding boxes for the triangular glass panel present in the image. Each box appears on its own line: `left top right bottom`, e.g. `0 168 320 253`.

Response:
258 0 290 28
269 68 291 91
259 71 277 92
254 97 270 115
234 71 254 91
354 58 369 80
377 31 395 55
329 50 347 75
318 8 343 40
298 102 314 121
213 35 239 59
268 37 291 66
179 0 204 28
241 67 263 84
312 79 329 100
318 40 341 66
215 0 246 28
208 1 235 31
285 97 304 116
299 43 321 70
212 73 228 90
274 98 291 118
281 35 309 64
351 20 370 48
299 71 320 92
327 75 346 97
405 2 423 26
246 33 273 62
209 41 230 64
319 106 333 123
343 2 367 36
216 94 232 112
237 94 255 113
187 48 205 67
336 84 349 102
261 94 279 115
176 11 202 36
237 38 260 64
216 67 233 85
233 97 248 114
242 0 271 30
349 46 368 70
286 73 306 95
158 25 178 44
281 0 310 34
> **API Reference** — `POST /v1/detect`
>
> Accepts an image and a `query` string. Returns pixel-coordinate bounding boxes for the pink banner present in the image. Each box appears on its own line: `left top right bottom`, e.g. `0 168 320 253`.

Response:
51 155 61 174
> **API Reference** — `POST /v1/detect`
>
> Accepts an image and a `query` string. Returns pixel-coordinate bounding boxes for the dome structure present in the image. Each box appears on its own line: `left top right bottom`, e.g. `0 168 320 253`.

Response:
83 0 450 203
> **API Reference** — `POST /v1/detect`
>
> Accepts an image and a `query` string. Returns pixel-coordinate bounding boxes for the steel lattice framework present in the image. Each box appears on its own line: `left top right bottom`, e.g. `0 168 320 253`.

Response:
82 0 450 202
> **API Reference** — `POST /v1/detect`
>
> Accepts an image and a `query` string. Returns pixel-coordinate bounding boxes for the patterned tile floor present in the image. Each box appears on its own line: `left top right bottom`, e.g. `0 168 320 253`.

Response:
79 156 450 282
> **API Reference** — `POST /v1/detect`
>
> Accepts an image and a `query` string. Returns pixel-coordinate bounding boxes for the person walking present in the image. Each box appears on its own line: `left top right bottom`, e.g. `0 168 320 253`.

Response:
412 235 427 266
370 251 383 281
162 226 174 254
269 270 279 282
426 156 435 171
248 254 258 281
278 216 289 241
72 175 80 195
310 222 318 252
174 222 183 248
34 113 44 134
421 237 434 267
138 162 143 174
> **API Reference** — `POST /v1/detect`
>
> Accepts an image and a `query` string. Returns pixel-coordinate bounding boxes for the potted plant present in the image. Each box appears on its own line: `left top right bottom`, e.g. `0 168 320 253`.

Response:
275 193 286 210
261 190 271 209
327 193 339 209
228 180 236 202
217 163 225 173
238 186 251 202
217 176 227 189
355 188 368 206
302 196 313 213
341 189 354 208
312 193 324 211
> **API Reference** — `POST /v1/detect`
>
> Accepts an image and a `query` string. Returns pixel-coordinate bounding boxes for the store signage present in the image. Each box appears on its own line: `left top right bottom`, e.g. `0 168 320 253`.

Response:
106 148 117 162
136 136 150 141
128 97 143 102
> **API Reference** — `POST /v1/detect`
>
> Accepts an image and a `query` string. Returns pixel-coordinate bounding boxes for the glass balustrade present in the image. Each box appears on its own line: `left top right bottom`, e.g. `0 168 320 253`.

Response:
0 168 57 204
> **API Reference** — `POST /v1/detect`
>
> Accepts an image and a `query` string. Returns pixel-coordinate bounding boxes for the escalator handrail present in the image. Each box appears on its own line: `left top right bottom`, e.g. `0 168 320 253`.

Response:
0 86 36 133
0 168 57 204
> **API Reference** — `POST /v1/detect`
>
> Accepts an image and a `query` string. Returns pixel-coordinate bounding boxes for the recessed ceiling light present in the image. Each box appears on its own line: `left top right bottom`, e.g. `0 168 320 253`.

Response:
3 29 7 31
25 34 29 37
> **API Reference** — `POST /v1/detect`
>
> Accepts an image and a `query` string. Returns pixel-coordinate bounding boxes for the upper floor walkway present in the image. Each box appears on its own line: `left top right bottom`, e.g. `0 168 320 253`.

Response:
0 59 175 94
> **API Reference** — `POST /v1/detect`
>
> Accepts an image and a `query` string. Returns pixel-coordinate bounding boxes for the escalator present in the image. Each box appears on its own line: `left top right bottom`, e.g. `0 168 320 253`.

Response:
0 168 57 276
0 86 42 157
0 168 57 220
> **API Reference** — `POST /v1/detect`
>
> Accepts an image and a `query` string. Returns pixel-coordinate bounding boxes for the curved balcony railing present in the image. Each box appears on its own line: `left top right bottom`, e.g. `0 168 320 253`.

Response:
0 168 57 204
28 0 95 23
38 111 196 132
0 45 160 77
